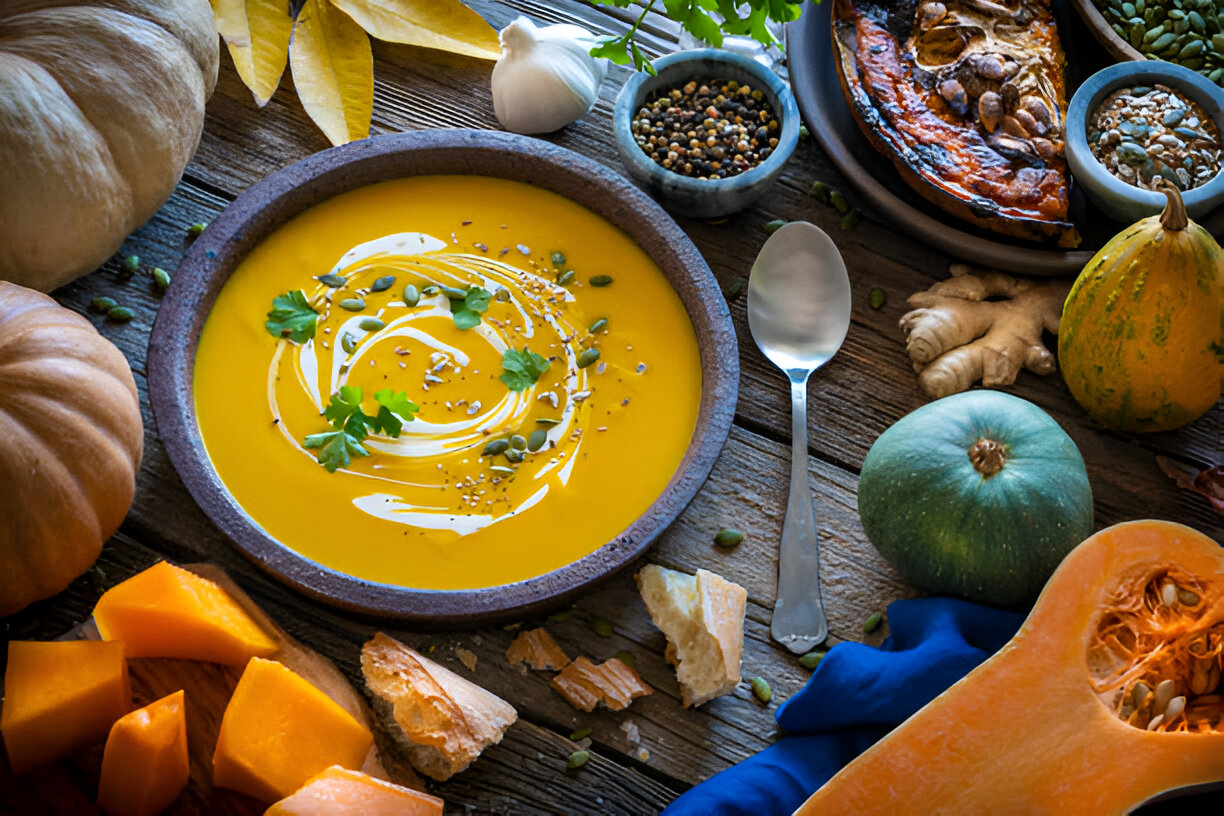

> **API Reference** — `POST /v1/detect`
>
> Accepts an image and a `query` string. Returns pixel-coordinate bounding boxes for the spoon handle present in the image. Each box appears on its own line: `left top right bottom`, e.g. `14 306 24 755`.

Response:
771 376 830 654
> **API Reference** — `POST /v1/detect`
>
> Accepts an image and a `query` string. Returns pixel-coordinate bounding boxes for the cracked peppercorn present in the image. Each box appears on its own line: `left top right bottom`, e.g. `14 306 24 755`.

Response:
631 77 780 181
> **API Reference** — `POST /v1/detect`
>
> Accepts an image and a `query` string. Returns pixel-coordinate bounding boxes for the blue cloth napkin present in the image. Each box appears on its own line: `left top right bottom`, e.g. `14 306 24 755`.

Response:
662 597 1024 816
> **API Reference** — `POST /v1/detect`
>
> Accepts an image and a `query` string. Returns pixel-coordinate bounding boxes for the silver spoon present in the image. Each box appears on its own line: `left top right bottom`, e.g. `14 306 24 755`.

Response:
747 221 852 654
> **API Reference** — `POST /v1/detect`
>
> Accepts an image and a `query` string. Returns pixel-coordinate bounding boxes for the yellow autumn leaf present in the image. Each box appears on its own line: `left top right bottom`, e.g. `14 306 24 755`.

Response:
329 0 500 61
290 0 373 146
211 0 293 106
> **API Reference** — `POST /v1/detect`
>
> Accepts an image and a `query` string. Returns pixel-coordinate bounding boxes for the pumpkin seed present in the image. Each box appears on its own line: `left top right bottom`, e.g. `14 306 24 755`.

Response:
570 726 592 740
1181 37 1206 55
151 267 172 293
762 219 787 234
830 189 851 215
567 750 590 770
1147 713 1166 730
840 210 861 231
589 275 613 287
557 269 576 285
588 317 608 333
509 434 527 450
121 255 140 275
371 275 396 292
591 618 614 637
577 348 600 368
809 180 833 204
341 333 357 354
1132 681 1153 709
359 317 385 332
186 221 208 240
318 273 346 288
440 285 467 300
551 251 567 266
1161 582 1179 605
1164 695 1186 720
1178 587 1200 605
483 439 510 456
1154 678 1176 713
536 417 562 426
548 608 573 622
490 465 515 475
750 676 772 704
528 429 547 451
614 650 636 669
505 448 525 464
1152 31 1178 49
799 650 825 669
89 296 117 314
869 288 887 309
402 284 420 306
863 612 884 633
1145 24 1166 43
714 528 744 548
107 306 134 323
339 298 366 312
421 285 438 295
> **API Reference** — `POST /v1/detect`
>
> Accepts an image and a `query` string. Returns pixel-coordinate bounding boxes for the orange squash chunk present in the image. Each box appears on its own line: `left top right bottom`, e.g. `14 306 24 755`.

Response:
213 658 374 803
93 561 278 665
1 640 130 775
265 766 443 815
96 690 188 816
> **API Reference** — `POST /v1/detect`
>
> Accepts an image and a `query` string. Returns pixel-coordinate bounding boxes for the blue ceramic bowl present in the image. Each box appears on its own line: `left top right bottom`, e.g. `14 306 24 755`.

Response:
1066 61 1224 224
612 49 800 219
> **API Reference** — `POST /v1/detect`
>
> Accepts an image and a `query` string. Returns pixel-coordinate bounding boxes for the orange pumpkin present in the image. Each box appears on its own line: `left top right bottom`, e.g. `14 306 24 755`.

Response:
797 520 1224 814
0 282 143 616
96 689 189 816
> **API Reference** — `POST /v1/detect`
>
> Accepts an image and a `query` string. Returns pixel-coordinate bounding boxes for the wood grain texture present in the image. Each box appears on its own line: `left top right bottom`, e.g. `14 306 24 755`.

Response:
2 0 1221 812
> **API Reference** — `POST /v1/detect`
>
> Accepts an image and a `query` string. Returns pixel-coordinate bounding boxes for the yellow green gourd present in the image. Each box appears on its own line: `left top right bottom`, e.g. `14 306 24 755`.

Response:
1059 181 1224 432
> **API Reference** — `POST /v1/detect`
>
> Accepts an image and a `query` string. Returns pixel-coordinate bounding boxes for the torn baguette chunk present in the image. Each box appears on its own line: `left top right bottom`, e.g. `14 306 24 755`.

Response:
506 628 572 671
361 633 516 781
550 657 653 712
636 565 747 707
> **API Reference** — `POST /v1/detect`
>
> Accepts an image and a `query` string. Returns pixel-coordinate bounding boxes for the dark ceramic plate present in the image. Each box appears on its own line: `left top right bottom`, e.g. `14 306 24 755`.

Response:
782 0 1224 274
148 129 738 624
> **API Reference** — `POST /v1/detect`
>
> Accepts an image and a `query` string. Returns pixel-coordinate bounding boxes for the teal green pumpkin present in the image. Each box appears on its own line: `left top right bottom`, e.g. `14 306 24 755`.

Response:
858 391 1094 606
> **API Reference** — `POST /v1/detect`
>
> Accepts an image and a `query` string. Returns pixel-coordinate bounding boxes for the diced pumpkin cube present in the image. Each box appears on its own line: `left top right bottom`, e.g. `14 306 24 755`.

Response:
1 640 130 775
264 766 443 815
213 658 374 803
96 689 189 816
93 561 278 666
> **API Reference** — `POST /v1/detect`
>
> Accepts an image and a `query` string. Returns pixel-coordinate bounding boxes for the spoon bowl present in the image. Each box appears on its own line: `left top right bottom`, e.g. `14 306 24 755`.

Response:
748 221 852 652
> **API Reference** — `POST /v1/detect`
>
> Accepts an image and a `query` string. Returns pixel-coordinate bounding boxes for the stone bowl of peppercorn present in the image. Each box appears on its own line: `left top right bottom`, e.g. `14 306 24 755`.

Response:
1066 60 1224 223
612 48 800 219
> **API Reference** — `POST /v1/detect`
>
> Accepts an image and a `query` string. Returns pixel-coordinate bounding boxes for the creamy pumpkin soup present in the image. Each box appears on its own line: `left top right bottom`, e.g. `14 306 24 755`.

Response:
194 176 701 590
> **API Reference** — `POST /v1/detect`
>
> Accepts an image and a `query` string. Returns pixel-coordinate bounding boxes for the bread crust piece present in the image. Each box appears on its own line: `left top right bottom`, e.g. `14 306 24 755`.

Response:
636 565 748 707
549 657 654 712
505 628 572 671
361 633 517 782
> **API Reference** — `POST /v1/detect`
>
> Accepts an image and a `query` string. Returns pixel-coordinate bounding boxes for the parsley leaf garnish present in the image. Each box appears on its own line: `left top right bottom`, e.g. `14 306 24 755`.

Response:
448 285 491 330
265 290 317 343
500 347 551 392
304 386 420 472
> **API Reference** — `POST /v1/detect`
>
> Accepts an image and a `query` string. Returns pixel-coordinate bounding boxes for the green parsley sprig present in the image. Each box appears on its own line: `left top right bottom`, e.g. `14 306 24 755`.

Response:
500 347 551 392
266 290 318 342
447 285 492 330
304 386 419 472
589 0 803 73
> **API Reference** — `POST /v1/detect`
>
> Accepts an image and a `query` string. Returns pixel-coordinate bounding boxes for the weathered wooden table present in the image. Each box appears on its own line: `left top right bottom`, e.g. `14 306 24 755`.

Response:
4 0 1222 813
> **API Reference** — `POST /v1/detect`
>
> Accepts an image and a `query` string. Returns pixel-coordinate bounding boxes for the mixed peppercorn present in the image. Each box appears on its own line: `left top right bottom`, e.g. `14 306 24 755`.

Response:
631 78 780 180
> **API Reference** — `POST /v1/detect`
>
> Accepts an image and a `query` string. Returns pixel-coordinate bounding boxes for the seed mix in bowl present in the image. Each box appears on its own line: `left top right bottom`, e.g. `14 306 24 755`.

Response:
1088 83 1222 191
631 78 781 180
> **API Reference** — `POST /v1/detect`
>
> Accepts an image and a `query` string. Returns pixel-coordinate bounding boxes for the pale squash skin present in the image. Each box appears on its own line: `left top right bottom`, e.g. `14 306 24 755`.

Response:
0 0 218 291
0 282 143 616
798 520 1224 815
1059 185 1224 432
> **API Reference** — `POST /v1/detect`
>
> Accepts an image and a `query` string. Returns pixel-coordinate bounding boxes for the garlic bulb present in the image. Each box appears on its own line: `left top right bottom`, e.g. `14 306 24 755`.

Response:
492 17 606 135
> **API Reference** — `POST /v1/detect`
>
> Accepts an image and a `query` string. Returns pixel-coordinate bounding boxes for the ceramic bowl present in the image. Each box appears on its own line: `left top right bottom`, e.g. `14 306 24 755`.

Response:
612 49 800 219
1066 61 1224 224
148 129 738 624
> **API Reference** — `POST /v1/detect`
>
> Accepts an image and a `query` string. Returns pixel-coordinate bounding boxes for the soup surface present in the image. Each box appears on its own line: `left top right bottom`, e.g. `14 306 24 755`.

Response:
194 176 701 589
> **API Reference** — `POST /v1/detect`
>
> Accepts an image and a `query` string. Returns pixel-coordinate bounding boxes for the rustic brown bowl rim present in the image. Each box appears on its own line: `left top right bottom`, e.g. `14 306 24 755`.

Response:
148 129 738 624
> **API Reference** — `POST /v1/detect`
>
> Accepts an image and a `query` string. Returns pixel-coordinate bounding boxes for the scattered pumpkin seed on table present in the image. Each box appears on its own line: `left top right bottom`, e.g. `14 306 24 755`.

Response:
864 612 884 633
869 288 887 309
151 267 171 293
763 219 787 234
750 676 772 704
591 618 614 637
89 297 117 314
800 650 826 669
614 649 636 669
107 306 134 323
714 528 744 548
567 749 590 769
570 726 592 740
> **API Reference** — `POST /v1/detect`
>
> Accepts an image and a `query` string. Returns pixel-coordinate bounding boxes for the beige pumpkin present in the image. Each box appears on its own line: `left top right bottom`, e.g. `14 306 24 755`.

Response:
0 282 143 616
0 0 218 291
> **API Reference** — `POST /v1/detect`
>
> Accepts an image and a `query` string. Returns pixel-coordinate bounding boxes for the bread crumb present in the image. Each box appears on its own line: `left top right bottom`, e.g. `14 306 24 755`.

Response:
455 647 478 672
506 628 571 671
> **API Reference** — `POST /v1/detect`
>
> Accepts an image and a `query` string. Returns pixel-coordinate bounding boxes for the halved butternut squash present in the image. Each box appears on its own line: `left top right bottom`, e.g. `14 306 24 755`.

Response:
1 640 130 775
93 561 278 666
798 520 1224 814
213 657 374 803
96 689 189 816
264 765 443 814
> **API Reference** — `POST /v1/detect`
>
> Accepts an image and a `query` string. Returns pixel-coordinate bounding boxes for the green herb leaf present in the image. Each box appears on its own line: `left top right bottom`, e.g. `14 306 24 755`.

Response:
448 285 492 330
373 389 419 437
303 430 369 472
266 290 318 343
500 347 551 392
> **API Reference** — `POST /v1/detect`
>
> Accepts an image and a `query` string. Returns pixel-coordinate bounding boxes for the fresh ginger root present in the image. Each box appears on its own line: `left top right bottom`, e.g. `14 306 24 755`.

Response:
899 264 1071 399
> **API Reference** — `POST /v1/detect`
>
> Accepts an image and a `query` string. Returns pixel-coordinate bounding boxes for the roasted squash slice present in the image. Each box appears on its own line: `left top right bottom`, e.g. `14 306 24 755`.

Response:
831 0 1079 246
797 520 1224 814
